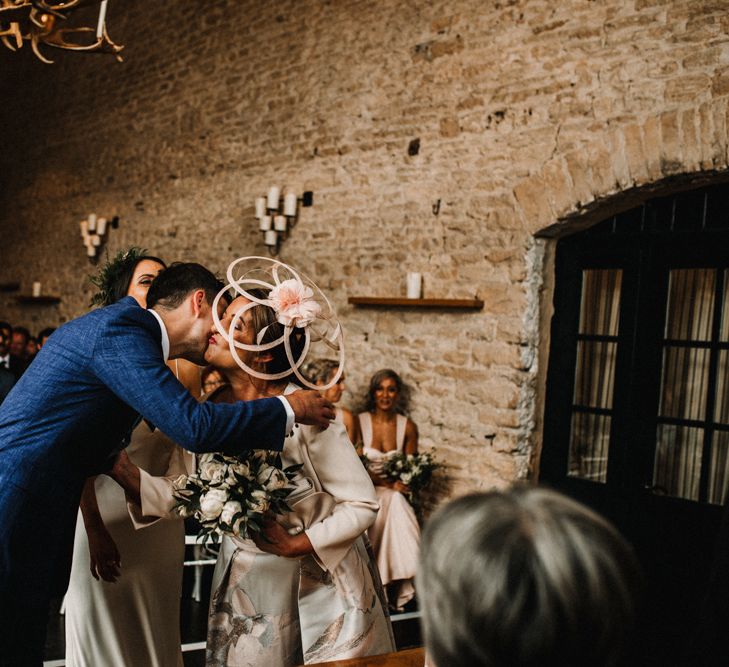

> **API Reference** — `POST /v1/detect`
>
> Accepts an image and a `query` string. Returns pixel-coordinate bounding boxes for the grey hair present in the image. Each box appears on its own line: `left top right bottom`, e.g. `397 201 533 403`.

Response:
417 486 641 667
302 358 340 385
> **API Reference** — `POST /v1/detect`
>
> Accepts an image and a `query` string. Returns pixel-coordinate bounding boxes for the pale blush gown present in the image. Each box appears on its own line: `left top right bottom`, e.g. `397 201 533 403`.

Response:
206 384 395 667
358 412 420 610
64 423 191 667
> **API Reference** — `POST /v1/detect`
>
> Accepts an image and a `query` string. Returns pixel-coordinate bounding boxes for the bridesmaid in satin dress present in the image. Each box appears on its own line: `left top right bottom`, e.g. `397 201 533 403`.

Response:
64 249 200 667
357 368 421 611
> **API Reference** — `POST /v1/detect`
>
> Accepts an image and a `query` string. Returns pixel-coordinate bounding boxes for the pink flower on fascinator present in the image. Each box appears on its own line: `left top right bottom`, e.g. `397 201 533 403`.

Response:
267 278 322 327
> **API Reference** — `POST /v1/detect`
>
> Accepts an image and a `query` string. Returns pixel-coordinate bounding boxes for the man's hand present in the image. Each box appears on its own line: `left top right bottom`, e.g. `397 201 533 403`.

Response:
284 390 335 429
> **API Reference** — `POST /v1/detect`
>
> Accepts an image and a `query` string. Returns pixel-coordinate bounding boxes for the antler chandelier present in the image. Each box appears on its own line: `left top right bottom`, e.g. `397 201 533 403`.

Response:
0 0 123 64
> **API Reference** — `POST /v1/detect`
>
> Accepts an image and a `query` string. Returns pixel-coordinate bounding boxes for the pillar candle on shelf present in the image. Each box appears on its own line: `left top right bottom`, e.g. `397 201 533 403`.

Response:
91 234 101 247
283 192 297 217
79 220 88 237
87 245 96 257
255 197 266 219
96 217 107 235
259 215 272 231
264 230 278 247
267 186 280 211
32 282 41 297
406 272 422 299
87 213 97 232
274 215 287 232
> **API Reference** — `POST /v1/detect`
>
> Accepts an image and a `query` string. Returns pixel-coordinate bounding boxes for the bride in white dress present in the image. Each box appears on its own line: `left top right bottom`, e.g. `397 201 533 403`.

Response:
357 368 421 611
64 250 199 667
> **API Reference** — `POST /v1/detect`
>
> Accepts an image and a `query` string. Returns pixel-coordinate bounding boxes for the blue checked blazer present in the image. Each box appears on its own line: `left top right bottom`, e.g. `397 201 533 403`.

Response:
0 296 286 604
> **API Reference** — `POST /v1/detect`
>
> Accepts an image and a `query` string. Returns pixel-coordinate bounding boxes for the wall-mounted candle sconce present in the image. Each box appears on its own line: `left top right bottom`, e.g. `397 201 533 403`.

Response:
254 188 313 255
79 213 119 262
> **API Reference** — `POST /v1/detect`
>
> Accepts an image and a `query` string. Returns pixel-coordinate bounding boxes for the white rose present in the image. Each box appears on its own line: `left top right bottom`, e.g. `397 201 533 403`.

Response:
247 489 270 513
265 469 288 491
220 500 242 526
401 472 413 485
199 488 228 520
256 465 278 486
226 461 251 486
200 460 227 485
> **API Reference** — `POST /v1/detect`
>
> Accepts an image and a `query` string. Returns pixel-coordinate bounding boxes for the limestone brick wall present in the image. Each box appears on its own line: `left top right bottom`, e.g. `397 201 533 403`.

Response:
1 0 728 503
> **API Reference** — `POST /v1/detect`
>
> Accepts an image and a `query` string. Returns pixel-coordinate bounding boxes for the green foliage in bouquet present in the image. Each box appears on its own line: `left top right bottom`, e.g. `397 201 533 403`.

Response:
173 450 301 543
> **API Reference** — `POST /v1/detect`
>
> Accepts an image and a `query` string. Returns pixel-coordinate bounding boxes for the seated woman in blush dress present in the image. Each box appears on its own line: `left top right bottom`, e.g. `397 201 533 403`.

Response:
357 368 420 611
302 357 359 445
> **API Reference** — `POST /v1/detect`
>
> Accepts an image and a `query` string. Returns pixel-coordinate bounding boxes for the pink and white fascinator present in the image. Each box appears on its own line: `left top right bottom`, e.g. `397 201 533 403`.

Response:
211 256 345 390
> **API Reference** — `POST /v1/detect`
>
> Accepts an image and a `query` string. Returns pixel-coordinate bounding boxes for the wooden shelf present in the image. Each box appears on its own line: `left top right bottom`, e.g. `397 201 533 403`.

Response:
16 295 61 305
348 297 483 310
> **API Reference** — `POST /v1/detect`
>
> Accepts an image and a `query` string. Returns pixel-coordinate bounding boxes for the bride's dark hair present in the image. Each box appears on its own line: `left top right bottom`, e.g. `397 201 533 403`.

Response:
244 288 307 386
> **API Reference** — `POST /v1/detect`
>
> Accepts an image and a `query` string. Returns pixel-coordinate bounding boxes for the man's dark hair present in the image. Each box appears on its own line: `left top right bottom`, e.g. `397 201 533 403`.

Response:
12 326 30 343
37 327 56 342
146 262 224 310
0 321 10 333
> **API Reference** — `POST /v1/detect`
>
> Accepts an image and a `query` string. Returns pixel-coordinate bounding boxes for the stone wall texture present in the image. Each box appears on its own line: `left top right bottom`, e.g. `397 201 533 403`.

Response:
1 0 728 504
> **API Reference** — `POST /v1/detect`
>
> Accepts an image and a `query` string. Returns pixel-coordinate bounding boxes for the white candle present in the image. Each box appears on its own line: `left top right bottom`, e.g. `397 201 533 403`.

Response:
91 234 101 247
96 217 107 235
283 192 297 217
96 0 108 39
32 282 41 297
267 186 280 211
274 215 287 232
259 215 272 231
255 197 266 219
87 213 97 232
406 272 422 299
87 245 96 257
79 220 88 237
264 230 278 247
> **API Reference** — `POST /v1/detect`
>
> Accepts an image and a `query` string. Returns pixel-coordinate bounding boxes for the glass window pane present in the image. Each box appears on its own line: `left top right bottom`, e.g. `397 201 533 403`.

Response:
653 424 704 501
568 412 610 483
665 269 715 341
573 341 618 408
708 431 729 505
714 351 729 425
578 269 622 336
659 347 710 421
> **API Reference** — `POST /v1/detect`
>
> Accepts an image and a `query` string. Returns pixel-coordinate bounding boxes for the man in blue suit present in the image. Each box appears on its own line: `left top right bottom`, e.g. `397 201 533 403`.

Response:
0 263 333 665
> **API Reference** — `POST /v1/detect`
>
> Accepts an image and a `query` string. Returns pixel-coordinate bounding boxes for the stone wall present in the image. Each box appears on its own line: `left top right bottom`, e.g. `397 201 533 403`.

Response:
1 0 728 502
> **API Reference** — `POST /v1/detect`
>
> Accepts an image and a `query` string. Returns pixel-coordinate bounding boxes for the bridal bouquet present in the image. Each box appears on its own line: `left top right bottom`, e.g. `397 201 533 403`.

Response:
381 450 440 496
173 451 298 542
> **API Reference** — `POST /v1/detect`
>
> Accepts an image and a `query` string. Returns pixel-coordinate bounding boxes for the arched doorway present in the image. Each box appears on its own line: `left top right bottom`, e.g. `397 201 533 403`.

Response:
540 182 729 665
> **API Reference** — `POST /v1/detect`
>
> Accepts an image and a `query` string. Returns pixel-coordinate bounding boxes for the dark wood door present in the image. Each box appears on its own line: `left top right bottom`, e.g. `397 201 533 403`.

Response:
540 185 729 665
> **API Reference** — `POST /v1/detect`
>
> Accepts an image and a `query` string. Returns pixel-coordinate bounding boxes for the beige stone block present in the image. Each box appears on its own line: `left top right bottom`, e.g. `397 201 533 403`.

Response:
679 108 701 172
665 74 712 104
622 123 650 185
513 176 555 233
472 340 522 368
642 116 664 181
659 110 683 174
540 158 577 218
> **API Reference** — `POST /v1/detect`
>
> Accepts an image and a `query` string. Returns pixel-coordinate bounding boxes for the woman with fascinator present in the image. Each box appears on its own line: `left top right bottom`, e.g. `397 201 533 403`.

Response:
201 258 395 665
64 248 199 667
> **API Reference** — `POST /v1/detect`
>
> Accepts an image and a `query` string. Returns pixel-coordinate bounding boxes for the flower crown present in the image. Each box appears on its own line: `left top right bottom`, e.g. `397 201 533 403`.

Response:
89 246 148 307
212 256 345 390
